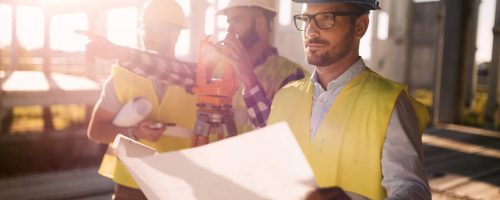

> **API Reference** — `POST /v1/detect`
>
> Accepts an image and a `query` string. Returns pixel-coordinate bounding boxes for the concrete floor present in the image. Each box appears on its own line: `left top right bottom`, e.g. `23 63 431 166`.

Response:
425 124 500 200
1 125 499 200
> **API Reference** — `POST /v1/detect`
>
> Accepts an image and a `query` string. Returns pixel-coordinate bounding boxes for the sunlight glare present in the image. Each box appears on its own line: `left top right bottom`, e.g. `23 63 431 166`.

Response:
377 11 389 40
175 29 190 57
107 7 138 48
279 0 292 25
475 0 496 64
0 4 12 48
17 6 44 50
175 0 191 16
205 7 216 35
217 15 228 31
217 0 230 10
50 12 88 52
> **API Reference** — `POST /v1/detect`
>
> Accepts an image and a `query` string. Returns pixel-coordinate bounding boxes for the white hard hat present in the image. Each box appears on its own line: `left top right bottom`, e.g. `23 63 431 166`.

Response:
218 0 277 14
142 0 187 28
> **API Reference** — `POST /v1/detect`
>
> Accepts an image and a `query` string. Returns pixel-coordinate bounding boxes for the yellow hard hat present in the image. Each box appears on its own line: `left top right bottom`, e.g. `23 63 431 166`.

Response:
218 0 277 14
142 0 187 28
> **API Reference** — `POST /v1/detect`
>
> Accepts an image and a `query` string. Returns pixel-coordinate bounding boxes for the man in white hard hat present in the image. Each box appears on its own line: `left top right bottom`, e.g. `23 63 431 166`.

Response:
84 0 309 134
85 1 197 199
268 0 431 199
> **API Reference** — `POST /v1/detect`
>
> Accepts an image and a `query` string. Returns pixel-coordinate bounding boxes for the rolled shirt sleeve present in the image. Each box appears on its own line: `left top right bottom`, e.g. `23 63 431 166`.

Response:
119 48 197 91
382 94 431 200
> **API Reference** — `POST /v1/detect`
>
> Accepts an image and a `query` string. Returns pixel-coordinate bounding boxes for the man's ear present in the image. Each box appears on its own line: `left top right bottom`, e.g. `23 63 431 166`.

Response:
355 15 369 39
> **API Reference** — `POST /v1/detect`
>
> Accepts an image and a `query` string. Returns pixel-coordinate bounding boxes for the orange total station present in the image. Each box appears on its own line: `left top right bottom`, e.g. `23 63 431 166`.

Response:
191 40 238 147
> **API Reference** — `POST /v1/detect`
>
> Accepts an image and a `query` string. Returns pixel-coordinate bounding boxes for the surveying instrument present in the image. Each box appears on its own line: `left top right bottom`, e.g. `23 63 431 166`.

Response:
191 39 238 147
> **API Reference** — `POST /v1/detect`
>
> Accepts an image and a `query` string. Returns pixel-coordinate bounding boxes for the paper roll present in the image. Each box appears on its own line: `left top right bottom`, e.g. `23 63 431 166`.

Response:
112 97 152 127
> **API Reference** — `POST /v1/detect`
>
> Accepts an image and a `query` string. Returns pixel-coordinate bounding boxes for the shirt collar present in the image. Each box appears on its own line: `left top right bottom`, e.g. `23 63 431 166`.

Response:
310 57 367 90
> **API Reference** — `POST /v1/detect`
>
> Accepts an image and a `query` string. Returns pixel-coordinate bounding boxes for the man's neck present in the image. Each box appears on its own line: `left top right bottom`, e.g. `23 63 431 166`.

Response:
316 54 360 89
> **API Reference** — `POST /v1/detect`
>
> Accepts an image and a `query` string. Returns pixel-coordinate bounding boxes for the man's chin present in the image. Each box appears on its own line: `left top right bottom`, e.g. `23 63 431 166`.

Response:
306 54 320 65
306 56 330 67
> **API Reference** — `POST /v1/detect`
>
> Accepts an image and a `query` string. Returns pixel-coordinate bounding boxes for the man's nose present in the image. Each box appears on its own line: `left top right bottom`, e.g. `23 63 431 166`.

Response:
305 20 320 39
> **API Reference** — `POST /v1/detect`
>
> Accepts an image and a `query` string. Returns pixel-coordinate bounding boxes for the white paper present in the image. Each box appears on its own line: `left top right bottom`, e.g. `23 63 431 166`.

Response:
112 134 157 157
114 122 316 200
112 97 152 127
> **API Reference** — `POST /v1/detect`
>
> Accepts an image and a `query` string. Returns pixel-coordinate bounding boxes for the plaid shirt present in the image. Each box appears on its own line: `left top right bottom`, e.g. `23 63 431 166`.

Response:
120 48 281 128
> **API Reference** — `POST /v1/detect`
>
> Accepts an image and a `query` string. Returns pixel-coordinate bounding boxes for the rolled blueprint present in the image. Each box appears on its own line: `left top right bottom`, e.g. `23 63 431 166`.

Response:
112 97 152 127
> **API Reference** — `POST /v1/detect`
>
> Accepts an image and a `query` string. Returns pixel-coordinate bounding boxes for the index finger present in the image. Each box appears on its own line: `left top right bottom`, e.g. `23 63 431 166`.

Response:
74 30 104 40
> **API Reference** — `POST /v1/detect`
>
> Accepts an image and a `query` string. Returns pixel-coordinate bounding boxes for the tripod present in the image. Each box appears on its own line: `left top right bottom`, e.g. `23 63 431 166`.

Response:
191 104 237 146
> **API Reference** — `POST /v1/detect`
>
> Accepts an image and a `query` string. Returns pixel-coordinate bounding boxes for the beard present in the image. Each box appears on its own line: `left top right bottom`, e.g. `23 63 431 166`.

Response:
239 20 260 50
304 27 355 67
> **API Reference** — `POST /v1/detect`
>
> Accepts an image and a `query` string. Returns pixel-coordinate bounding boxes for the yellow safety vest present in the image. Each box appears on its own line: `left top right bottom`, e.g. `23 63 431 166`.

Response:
268 70 428 199
232 55 309 133
98 66 198 188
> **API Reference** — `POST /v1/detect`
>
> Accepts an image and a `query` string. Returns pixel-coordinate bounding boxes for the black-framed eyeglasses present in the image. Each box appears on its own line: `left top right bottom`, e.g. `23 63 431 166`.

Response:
293 11 364 31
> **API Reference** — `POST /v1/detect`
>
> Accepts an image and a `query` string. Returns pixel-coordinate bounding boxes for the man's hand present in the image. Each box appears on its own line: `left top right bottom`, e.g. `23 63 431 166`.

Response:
217 33 259 89
75 30 131 62
305 187 351 200
132 120 166 142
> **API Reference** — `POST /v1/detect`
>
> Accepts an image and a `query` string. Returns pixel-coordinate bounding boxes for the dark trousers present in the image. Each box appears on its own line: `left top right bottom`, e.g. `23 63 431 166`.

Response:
113 184 147 200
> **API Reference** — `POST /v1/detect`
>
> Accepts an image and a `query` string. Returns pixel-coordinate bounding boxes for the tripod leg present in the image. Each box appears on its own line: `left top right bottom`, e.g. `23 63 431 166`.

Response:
222 114 238 138
192 111 212 147
192 135 210 147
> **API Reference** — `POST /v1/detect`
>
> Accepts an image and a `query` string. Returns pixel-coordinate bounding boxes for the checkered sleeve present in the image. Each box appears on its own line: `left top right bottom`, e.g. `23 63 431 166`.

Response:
119 48 197 90
243 83 271 128
243 68 306 128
